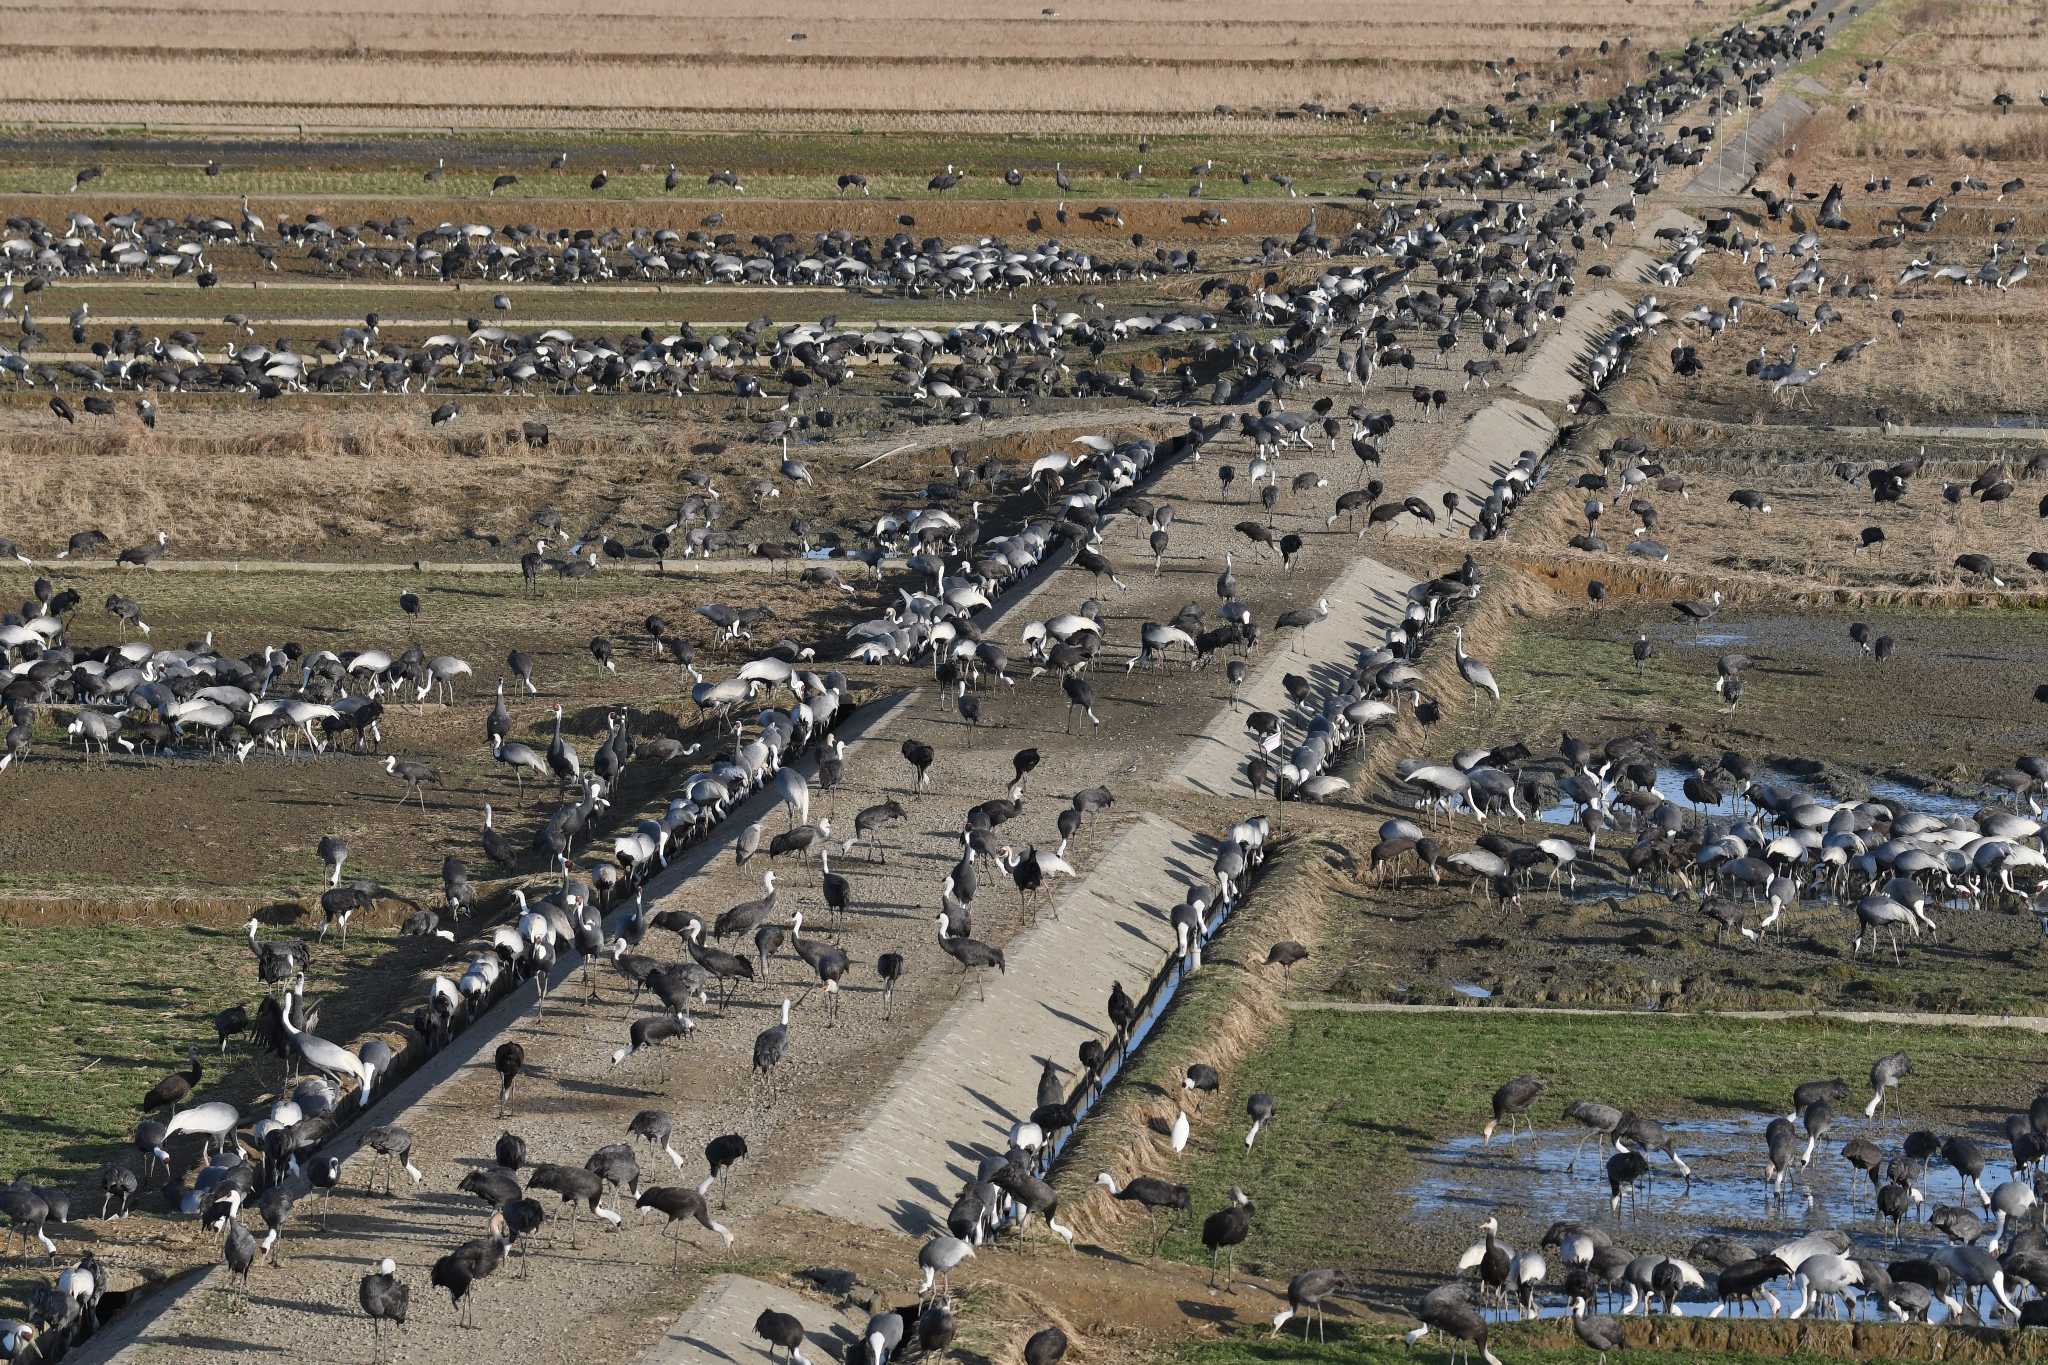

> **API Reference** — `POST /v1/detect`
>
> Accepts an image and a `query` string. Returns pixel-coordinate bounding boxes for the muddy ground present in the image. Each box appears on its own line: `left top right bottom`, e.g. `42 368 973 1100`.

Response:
1276 597 2048 1014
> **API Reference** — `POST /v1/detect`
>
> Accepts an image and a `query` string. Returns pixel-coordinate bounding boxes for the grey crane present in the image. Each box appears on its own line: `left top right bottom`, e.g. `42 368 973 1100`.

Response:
1562 1099 1624 1171
1484 1075 1545 1145
1271 1268 1350 1340
1406 1283 1500 1365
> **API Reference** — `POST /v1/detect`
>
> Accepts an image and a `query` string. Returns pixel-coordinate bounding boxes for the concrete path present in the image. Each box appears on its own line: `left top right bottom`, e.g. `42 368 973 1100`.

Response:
638 1275 860 1365
792 813 1207 1235
1512 292 1631 406
1683 90 1815 199
1399 396 1556 509
1168 551 1410 797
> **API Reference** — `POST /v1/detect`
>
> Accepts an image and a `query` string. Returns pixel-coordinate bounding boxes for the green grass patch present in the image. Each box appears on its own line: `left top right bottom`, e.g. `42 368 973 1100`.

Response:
1154 1009 2044 1273
0 920 394 1182
0 127 1487 199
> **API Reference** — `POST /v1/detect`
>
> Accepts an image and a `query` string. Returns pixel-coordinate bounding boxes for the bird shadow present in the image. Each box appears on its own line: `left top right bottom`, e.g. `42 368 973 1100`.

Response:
961 1086 1016 1123
1038 1002 1096 1032
248 1295 349 1318
1176 1299 1242 1326
884 1198 937 1237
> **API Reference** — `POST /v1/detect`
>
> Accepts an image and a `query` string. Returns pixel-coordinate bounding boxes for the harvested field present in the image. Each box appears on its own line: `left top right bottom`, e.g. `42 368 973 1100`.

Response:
0 0 1748 127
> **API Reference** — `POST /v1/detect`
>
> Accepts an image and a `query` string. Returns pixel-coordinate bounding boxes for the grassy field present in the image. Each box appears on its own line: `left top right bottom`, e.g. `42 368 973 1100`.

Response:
1152 1010 2047 1279
0 920 401 1182
1442 602 2048 789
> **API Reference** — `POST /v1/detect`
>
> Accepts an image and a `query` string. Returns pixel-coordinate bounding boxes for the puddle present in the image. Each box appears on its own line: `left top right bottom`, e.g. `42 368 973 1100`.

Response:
1864 779 1981 821
1404 1118 2006 1323
1452 981 1495 999
1691 631 1754 648
1538 766 1981 828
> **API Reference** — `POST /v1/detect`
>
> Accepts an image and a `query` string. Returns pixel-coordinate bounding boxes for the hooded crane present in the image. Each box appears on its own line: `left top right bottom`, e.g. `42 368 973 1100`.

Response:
1201 1187 1254 1290
755 1309 810 1365
935 913 1004 998
636 1181 733 1261
1484 1075 1545 1145
430 1212 508 1327
142 1048 202 1117
1095 1172 1189 1251
359 1257 409 1362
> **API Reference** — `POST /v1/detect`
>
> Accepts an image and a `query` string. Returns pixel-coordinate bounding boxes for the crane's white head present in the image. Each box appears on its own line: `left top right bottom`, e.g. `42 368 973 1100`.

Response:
377 1257 395 1275
1480 1215 1499 1233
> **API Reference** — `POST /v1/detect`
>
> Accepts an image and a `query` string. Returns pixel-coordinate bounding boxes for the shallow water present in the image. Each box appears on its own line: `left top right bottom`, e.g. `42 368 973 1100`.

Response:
1405 1117 2016 1324
1537 765 1982 827
1451 981 1495 999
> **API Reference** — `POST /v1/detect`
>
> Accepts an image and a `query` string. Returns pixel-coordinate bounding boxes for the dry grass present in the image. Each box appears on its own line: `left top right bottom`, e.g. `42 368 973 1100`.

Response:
0 410 707 551
0 0 1755 124
0 54 1529 118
